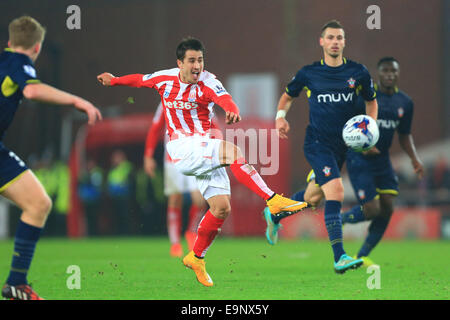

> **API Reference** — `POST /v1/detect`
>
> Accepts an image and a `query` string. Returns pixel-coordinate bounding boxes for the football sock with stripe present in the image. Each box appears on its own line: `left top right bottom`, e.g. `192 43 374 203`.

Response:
341 205 366 224
6 220 42 286
193 210 224 258
324 200 345 262
358 215 390 258
230 158 274 200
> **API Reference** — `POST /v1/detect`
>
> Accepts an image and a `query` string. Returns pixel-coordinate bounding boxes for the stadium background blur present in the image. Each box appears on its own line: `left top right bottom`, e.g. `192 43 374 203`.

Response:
0 0 449 241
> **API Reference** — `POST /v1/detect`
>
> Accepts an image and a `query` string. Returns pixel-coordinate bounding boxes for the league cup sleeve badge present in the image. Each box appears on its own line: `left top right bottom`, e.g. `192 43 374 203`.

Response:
322 166 331 177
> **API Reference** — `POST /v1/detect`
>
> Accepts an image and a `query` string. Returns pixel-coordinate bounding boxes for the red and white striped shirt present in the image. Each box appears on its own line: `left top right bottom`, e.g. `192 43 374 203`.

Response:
111 68 238 140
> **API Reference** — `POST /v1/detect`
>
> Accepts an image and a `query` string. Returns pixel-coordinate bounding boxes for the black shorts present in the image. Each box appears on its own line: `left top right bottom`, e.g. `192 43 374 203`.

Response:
0 143 28 192
303 127 346 186
346 151 399 204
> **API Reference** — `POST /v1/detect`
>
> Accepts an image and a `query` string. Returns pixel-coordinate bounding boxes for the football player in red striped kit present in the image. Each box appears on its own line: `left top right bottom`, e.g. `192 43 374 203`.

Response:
143 102 210 258
98 37 308 287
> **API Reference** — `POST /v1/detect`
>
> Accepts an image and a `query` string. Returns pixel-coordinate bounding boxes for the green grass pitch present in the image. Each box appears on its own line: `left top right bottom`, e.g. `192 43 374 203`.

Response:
0 237 448 300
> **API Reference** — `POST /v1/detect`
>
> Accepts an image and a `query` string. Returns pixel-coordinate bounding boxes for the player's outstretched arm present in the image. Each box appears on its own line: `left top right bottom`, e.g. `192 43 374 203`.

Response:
23 83 102 125
97 72 146 87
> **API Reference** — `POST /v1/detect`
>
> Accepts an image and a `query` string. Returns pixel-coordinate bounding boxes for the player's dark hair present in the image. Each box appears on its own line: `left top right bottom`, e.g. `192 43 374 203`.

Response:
176 37 205 61
377 56 399 68
321 20 344 37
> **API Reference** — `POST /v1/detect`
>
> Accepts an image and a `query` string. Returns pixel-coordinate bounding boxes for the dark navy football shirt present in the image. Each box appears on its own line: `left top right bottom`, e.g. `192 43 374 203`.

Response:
286 58 376 145
0 48 40 140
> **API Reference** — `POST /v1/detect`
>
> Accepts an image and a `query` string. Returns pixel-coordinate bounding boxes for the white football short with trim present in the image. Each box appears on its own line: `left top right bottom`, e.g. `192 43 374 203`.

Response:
166 136 230 200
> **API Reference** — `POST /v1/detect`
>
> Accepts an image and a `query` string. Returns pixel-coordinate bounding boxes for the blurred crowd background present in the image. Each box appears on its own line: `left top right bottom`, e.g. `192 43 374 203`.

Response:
0 0 448 239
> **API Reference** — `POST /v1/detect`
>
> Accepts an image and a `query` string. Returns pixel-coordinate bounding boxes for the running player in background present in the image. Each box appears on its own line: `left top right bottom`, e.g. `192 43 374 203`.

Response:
144 102 209 257
1 16 102 300
269 20 378 274
266 57 424 267
343 57 423 264
97 37 307 287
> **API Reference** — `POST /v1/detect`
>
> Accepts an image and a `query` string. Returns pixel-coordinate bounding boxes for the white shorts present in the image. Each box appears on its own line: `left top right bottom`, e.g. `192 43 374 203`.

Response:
166 136 231 200
164 161 198 196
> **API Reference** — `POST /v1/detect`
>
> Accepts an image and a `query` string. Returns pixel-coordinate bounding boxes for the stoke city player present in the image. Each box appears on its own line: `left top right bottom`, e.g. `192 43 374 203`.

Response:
144 102 208 258
97 37 307 287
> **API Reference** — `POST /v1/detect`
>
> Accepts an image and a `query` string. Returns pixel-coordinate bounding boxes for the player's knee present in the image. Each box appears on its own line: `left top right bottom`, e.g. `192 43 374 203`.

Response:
380 204 394 219
25 194 52 221
329 186 344 202
209 203 231 220
322 179 344 202
363 200 380 220
379 195 395 219
39 194 53 216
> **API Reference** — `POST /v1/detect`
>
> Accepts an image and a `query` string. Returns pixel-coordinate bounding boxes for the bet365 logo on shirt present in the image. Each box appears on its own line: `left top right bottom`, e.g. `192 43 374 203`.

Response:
164 99 198 110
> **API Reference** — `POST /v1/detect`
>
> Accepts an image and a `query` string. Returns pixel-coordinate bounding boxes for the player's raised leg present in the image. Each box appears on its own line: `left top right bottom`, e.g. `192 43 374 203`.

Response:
220 140 308 215
1 170 51 300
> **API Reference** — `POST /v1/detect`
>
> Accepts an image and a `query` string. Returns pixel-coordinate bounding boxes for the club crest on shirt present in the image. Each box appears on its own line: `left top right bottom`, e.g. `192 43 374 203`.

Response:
322 166 331 177
398 107 404 118
188 88 197 102
358 189 366 200
347 77 356 89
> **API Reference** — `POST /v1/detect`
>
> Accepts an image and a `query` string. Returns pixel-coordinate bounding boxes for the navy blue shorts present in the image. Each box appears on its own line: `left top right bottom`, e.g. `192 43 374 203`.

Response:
0 143 28 192
303 127 347 186
346 151 398 205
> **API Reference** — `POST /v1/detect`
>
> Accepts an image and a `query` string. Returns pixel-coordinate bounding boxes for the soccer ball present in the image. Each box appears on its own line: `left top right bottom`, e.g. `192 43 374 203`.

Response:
342 115 379 152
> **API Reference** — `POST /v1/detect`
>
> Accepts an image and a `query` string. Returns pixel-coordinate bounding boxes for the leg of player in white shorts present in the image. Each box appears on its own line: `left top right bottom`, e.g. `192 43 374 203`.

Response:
167 136 307 287
164 161 206 257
